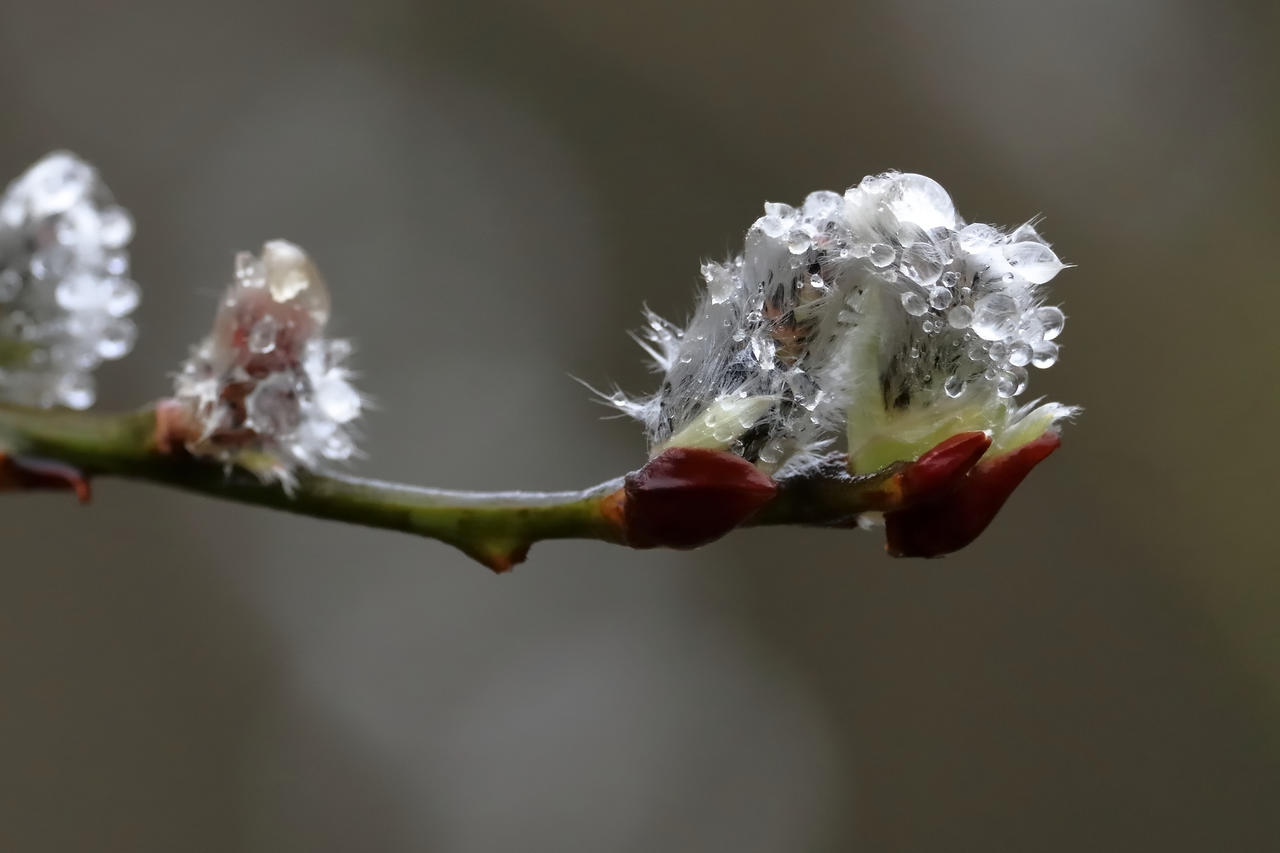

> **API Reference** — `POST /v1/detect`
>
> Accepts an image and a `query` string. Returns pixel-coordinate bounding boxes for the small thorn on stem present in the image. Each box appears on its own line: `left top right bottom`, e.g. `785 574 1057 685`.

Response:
0 452 92 503
461 541 531 574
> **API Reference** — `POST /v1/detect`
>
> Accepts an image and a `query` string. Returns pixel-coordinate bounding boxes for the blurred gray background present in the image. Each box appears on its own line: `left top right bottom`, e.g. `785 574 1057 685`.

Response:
1 0 1277 850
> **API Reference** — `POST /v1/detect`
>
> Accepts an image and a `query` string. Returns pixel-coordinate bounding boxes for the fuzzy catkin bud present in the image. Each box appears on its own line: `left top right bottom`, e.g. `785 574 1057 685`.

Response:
0 152 139 409
173 240 363 485
607 172 1078 476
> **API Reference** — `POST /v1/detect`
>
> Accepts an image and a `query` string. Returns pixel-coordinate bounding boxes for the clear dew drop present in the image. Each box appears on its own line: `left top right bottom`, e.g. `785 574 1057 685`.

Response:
971 292 1019 341
786 229 812 255
0 269 23 302
947 305 973 329
944 375 966 398
1007 341 1033 367
758 216 786 239
927 285 952 310
1035 305 1065 340
56 372 95 409
757 440 782 465
1031 340 1059 368
103 250 128 276
97 206 134 250
1004 241 1063 284
95 318 137 360
105 278 140 318
1009 366 1028 395
247 316 279 354
900 290 928 316
868 243 895 268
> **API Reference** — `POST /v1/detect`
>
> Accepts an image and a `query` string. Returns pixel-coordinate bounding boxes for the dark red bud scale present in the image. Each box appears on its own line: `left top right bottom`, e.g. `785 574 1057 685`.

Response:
622 447 778 549
889 430 992 508
884 432 1061 558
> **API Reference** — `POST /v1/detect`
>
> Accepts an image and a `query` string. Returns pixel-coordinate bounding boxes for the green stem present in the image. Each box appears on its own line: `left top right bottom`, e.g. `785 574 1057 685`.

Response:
0 402 626 571
0 402 896 570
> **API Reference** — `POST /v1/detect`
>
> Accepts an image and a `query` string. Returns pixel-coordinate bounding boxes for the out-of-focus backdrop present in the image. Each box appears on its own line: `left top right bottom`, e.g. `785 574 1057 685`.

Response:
1 1 1276 850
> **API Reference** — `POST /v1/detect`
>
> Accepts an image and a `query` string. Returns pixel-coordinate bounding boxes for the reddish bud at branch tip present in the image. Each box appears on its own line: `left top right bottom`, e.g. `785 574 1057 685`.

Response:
890 430 992 508
885 432 1061 558
622 447 778 549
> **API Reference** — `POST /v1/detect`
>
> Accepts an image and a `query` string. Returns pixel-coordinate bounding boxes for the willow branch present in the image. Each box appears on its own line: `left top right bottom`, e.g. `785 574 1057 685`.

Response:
0 401 911 571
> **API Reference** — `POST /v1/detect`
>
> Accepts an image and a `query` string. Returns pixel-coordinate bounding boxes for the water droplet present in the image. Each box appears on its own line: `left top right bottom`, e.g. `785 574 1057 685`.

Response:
0 269 22 302
957 223 1002 252
927 285 952 310
944 376 966 398
105 278 140 318
1035 305 1066 340
55 273 104 311
95 318 136 360
103 250 128 276
786 229 812 255
947 305 973 329
56 372 95 409
900 291 928 316
868 243 895 268
247 316 279 354
758 216 786 239
900 241 944 287
97 206 134 249
971 292 1019 341
757 441 782 465
1004 241 1063 284
1031 340 1059 368
1007 341 1033 367
884 174 957 230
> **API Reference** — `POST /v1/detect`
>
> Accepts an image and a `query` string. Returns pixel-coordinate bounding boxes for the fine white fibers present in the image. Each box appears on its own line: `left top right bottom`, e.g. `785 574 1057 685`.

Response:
174 241 363 486
609 172 1078 473
0 152 139 409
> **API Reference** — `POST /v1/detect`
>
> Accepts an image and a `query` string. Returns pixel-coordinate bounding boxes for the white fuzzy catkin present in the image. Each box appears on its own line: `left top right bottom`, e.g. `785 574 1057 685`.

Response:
610 172 1077 473
174 240 363 485
0 152 139 409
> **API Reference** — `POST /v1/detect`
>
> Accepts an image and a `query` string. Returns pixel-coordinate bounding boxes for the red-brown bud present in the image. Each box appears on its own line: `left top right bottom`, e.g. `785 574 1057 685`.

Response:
622 447 778 549
884 432 1061 557
889 430 993 508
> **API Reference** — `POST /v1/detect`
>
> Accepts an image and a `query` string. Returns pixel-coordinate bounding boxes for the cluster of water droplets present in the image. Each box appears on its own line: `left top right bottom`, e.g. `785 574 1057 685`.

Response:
0 152 139 408
608 171 1071 470
174 241 362 482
